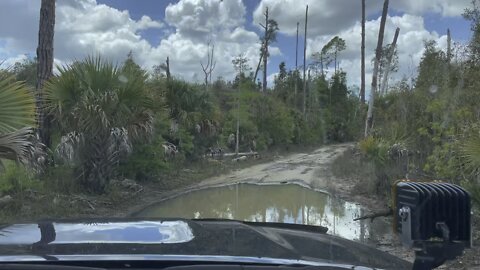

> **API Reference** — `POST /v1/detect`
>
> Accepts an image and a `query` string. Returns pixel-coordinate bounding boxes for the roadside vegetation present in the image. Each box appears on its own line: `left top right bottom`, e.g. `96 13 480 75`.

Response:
352 5 480 211
1 0 480 224
0 45 363 220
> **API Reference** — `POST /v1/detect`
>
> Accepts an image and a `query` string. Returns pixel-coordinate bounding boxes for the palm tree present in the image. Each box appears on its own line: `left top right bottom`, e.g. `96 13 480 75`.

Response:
164 79 218 134
0 74 40 168
44 57 154 192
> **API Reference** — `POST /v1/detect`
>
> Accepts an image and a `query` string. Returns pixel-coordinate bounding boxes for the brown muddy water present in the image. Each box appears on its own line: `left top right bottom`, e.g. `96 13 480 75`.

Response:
135 183 392 245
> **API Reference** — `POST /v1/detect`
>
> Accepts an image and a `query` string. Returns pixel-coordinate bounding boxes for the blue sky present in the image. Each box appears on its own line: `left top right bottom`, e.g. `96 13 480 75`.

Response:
0 0 475 88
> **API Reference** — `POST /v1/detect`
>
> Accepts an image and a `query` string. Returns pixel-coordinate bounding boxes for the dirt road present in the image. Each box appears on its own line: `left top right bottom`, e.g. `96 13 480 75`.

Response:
196 143 477 268
200 143 352 189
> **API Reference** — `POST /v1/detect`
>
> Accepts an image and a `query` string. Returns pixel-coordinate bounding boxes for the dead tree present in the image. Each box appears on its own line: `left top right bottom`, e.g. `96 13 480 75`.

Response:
166 57 171 81
303 5 308 118
295 22 299 105
253 55 263 86
380 27 400 95
262 7 269 92
360 0 366 103
200 41 216 89
447 28 452 63
253 7 278 91
364 0 389 138
36 0 56 147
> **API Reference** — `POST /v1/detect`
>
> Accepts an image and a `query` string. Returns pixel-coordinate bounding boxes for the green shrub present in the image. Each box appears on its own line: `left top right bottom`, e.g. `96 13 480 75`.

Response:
462 180 480 208
358 137 389 167
120 136 170 182
0 162 41 194
41 164 78 194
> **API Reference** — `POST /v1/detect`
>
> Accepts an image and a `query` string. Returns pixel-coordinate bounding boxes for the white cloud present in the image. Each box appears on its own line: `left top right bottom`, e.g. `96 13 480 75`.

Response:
0 0 163 66
0 0 277 82
0 0 466 86
306 14 448 90
253 0 470 37
145 0 269 81
390 0 471 17
165 0 246 41
267 72 278 87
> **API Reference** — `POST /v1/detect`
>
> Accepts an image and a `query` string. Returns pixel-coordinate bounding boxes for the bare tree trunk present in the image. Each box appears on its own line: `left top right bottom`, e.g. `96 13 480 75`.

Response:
166 57 171 81
303 5 308 119
36 0 55 148
380 27 400 95
201 42 216 90
262 7 269 93
364 0 389 138
360 0 366 103
294 22 299 105
253 54 263 85
334 48 337 73
235 98 240 155
447 28 452 63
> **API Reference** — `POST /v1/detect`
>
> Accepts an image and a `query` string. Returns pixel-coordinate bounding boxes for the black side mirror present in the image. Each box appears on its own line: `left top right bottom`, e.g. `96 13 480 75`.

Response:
393 181 472 270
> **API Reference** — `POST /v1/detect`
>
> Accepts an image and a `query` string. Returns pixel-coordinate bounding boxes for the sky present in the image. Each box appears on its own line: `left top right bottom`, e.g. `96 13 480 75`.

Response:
0 0 474 91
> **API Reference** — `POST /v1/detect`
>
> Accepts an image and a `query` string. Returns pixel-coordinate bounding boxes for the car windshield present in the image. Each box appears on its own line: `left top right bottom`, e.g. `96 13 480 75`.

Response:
0 0 479 269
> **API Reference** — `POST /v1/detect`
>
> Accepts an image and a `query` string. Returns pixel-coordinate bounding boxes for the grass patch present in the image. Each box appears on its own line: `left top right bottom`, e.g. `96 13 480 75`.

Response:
330 147 378 195
0 161 41 195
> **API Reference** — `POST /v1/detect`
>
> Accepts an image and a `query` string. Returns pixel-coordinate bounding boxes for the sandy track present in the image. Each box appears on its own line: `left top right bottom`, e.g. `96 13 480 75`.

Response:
200 143 352 189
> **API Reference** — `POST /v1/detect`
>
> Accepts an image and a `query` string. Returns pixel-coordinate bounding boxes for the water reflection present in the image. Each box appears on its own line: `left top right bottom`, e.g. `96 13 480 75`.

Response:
136 184 390 243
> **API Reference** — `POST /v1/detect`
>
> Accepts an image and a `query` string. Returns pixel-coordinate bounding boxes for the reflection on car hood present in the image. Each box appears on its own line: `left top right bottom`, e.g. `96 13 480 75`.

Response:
0 218 411 269
0 221 194 244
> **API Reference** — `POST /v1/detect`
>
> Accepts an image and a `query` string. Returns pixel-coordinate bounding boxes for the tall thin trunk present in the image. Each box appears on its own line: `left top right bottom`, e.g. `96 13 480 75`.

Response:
380 27 400 95
36 0 55 148
262 7 269 93
253 54 263 85
334 48 338 73
360 0 366 103
303 5 308 118
308 69 312 111
166 57 171 81
447 28 452 63
320 54 325 77
294 22 299 105
364 0 389 138
235 98 240 155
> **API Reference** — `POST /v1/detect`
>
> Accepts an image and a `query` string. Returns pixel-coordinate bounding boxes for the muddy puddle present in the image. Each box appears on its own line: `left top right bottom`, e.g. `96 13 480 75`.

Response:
135 183 392 244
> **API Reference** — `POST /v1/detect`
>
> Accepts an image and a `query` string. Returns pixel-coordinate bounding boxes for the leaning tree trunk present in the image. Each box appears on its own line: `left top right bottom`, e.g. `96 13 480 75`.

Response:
360 0 366 103
364 0 389 138
36 0 55 148
253 53 263 85
380 27 400 95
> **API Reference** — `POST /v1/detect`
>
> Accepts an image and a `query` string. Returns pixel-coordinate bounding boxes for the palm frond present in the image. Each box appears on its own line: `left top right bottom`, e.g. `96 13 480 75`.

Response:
55 131 84 165
461 133 480 172
0 75 35 133
126 111 154 142
0 127 36 164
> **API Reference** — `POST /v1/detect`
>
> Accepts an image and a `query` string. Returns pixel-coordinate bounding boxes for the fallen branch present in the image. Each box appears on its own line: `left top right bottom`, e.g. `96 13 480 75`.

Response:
353 208 392 221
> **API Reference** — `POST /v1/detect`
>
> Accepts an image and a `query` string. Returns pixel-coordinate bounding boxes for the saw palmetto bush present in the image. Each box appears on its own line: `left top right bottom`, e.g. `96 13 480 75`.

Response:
0 74 42 170
461 132 480 206
45 57 154 193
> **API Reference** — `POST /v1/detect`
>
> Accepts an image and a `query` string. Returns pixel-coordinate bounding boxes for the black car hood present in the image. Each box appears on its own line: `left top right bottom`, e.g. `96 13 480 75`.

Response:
0 218 411 269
